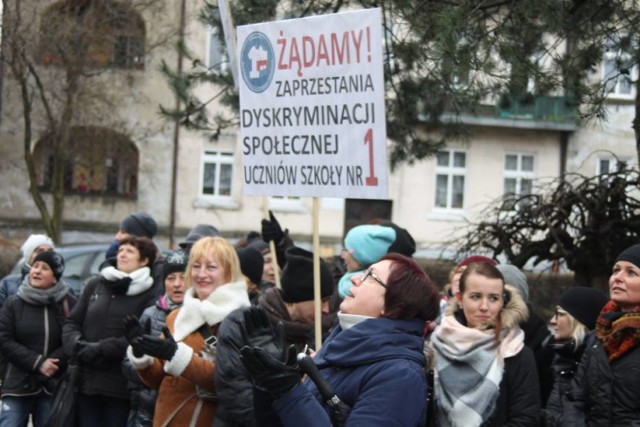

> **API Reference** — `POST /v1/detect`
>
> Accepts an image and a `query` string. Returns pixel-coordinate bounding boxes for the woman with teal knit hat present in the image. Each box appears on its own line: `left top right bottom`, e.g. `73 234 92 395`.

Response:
338 224 396 298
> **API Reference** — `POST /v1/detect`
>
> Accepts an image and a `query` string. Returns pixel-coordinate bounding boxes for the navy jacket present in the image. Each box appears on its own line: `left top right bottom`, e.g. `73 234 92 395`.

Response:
273 317 427 427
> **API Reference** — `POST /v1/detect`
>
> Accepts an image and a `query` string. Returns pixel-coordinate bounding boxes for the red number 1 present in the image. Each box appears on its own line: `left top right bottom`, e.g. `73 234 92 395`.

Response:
364 128 378 186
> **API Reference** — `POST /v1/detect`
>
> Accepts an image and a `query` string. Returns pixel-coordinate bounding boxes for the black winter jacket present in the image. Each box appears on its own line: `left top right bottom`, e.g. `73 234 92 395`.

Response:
566 332 640 426
484 345 541 426
542 340 585 426
121 295 175 427
0 293 75 396
63 274 156 399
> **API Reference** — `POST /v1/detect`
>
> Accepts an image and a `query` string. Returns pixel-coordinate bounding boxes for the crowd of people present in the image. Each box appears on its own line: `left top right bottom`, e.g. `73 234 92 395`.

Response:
0 210 638 426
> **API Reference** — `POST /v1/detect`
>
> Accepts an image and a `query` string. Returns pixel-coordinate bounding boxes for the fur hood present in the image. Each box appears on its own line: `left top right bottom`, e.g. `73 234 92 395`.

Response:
445 284 529 330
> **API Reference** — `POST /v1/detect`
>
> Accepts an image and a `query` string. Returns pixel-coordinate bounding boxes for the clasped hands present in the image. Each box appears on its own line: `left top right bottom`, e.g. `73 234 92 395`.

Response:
123 315 178 360
239 307 302 397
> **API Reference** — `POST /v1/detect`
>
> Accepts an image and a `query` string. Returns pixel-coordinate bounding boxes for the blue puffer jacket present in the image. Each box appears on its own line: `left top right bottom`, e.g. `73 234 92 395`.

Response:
273 317 427 427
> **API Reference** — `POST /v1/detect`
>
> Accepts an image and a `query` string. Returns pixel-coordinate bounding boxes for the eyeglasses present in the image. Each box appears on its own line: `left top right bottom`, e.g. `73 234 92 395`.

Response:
359 268 387 289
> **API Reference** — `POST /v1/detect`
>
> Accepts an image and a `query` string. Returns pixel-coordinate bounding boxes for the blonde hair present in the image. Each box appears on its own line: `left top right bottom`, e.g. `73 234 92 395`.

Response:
185 236 243 290
563 309 589 349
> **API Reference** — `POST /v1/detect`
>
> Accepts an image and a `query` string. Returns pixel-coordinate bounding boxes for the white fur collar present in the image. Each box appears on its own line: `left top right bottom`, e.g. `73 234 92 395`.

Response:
100 266 154 296
173 280 250 342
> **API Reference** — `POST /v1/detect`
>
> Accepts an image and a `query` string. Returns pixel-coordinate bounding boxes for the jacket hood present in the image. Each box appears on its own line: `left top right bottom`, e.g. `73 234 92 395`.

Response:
314 317 426 368
446 284 529 330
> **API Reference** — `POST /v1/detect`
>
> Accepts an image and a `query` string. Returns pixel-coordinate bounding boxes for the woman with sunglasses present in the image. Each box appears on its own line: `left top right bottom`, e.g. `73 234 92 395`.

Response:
240 253 439 426
565 244 640 425
431 262 540 426
542 287 607 426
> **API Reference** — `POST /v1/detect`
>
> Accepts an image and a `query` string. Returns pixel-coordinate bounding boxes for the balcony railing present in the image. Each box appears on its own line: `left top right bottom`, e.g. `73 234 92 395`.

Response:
496 94 577 123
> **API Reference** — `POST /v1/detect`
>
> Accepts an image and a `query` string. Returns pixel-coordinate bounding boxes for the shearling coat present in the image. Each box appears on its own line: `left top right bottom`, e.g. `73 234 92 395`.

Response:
128 281 250 427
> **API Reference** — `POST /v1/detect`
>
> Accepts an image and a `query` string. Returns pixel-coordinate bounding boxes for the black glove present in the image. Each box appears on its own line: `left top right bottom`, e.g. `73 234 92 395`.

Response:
240 344 301 398
240 307 300 397
261 210 285 244
134 326 178 361
124 315 147 357
76 340 103 366
241 307 286 359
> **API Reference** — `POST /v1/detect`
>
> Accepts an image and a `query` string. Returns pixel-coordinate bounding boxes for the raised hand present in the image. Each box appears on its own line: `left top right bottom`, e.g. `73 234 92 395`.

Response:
135 326 178 361
261 210 285 244
123 314 147 357
240 344 301 397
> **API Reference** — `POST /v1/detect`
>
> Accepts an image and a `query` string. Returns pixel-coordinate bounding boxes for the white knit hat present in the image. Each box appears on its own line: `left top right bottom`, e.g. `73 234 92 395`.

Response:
19 234 55 266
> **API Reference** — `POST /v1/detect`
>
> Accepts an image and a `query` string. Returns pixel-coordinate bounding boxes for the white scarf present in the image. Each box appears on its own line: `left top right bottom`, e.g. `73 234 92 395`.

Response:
173 280 250 342
100 266 154 296
337 312 374 330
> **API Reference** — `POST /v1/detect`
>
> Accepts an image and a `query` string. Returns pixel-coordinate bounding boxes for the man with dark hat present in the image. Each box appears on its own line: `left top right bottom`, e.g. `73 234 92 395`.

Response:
178 224 220 253
214 246 335 427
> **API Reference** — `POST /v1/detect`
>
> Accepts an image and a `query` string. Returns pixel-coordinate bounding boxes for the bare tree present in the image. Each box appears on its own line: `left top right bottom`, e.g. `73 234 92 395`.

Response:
1 0 174 242
451 168 640 288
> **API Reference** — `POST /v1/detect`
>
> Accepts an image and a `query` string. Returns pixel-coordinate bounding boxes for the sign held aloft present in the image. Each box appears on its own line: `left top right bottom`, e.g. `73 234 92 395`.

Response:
238 8 388 200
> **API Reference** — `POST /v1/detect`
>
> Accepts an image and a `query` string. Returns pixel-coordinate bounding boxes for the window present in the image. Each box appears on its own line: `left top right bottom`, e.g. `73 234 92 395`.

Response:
504 154 535 210
602 34 636 98
597 156 632 175
206 27 229 74
40 1 145 70
201 151 233 197
35 126 138 198
434 150 466 210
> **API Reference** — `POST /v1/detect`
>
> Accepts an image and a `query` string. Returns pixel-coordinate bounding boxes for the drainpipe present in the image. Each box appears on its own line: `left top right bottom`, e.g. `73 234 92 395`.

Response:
559 131 568 180
169 0 187 248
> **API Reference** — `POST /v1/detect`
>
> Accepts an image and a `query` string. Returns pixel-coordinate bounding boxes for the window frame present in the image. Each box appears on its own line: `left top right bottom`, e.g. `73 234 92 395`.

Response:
602 34 637 100
200 150 234 199
433 149 467 212
503 153 536 211
206 26 229 75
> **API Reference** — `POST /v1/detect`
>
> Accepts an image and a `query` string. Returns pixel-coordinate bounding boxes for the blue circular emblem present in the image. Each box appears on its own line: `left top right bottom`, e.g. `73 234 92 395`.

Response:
240 32 275 93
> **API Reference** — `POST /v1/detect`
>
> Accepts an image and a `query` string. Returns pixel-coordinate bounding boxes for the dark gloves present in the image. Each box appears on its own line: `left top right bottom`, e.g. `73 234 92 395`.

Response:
124 315 147 357
261 210 285 244
76 340 103 366
240 307 301 397
134 326 178 361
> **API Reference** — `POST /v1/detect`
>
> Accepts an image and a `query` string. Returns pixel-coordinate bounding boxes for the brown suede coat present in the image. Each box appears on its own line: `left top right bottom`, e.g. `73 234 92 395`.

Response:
137 308 218 427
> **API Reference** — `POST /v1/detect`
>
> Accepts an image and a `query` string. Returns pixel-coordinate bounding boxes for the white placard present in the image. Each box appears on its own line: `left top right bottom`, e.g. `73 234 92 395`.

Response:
238 8 388 199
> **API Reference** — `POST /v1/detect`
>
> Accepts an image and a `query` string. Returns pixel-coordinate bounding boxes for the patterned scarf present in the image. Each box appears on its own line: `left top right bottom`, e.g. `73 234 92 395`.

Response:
431 315 524 427
595 300 640 362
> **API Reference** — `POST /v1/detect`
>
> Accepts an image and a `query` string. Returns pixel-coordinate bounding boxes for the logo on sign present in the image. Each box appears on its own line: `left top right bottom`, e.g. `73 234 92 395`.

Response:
241 32 275 93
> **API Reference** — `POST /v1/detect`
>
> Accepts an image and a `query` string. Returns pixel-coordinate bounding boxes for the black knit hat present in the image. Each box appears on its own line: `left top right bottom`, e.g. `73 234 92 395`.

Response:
281 247 334 303
163 249 188 283
381 221 416 257
558 287 609 330
33 251 65 282
616 244 640 269
179 224 220 249
120 212 158 239
237 247 264 285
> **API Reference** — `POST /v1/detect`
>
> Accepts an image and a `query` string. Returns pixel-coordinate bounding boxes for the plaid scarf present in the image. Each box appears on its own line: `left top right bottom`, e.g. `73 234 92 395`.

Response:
596 300 640 362
431 315 524 427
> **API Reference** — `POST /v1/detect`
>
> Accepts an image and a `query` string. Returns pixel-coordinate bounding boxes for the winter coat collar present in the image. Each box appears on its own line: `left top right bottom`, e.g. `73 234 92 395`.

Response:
314 317 425 368
173 280 250 342
100 266 154 296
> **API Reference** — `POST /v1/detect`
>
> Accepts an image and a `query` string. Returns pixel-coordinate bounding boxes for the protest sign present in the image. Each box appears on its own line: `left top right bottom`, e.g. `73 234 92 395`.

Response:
238 8 387 199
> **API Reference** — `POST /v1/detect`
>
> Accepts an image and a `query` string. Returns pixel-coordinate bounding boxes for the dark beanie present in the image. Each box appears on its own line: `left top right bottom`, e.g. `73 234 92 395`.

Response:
248 238 270 255
616 244 640 269
179 224 220 249
163 249 188 282
120 212 157 239
559 287 609 330
237 247 265 285
381 221 416 257
281 247 334 303
33 251 65 281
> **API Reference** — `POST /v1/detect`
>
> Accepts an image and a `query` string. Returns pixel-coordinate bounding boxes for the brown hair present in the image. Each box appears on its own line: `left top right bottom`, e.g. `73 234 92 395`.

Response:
380 253 439 322
458 262 506 341
118 236 157 267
